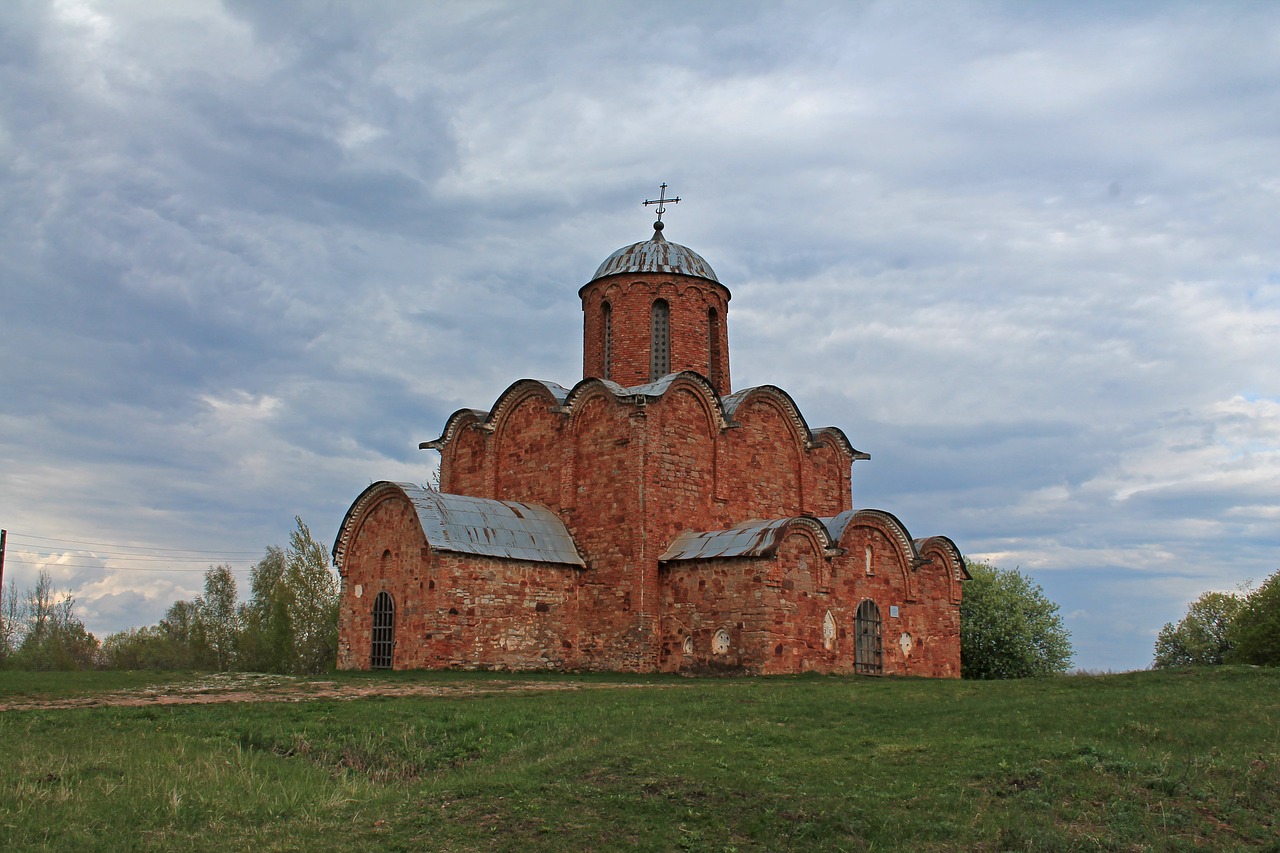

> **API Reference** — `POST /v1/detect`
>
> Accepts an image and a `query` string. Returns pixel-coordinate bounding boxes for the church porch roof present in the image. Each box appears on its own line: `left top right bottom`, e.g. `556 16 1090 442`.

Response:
334 482 584 568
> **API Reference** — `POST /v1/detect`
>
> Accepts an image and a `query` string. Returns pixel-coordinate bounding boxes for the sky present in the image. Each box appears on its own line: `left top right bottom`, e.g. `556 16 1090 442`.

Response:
2 0 1278 672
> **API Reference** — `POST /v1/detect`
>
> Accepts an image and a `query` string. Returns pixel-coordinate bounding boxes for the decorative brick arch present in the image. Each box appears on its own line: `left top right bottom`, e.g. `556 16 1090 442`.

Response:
421 407 488 452
420 408 488 494
332 481 430 572
718 386 811 513
484 379 571 435
915 535 969 605
655 374 725 435
780 515 837 554
774 517 837 594
830 509 922 602
486 381 571 505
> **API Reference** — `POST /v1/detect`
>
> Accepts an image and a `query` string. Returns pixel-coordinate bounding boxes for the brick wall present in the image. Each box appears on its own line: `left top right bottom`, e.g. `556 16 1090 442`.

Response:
338 264 964 676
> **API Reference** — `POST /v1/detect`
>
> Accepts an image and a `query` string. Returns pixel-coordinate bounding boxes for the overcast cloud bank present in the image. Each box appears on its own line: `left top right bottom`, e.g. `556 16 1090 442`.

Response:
2 0 1278 671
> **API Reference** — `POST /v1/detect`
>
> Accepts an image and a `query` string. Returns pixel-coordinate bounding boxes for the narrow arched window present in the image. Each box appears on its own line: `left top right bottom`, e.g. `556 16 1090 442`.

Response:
855 599 882 675
371 591 395 670
650 299 670 380
602 301 612 380
707 306 721 387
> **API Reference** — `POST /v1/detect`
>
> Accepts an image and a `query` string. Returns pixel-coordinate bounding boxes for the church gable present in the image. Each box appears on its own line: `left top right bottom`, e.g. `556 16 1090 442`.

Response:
489 383 569 507
720 389 807 517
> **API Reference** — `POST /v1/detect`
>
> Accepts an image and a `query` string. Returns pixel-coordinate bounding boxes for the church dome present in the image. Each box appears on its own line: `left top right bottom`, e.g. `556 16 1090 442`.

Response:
589 226 719 284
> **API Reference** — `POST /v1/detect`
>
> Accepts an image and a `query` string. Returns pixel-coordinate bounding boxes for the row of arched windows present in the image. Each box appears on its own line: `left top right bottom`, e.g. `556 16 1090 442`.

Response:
600 300 721 382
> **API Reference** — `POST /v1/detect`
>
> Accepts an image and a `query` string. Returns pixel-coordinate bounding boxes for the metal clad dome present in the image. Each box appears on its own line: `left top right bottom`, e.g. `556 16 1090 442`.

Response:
590 230 719 284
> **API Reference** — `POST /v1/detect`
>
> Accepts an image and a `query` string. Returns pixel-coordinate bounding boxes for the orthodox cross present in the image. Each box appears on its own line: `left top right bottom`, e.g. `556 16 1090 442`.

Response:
643 183 681 226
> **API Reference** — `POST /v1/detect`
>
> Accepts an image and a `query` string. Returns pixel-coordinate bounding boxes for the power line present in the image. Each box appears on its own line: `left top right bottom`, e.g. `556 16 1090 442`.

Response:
6 532 261 556
3 555 251 574
5 550 253 563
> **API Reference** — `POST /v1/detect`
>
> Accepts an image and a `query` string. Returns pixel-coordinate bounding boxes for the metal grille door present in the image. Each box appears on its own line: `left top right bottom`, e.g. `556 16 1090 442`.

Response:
371 591 395 670
855 599 882 674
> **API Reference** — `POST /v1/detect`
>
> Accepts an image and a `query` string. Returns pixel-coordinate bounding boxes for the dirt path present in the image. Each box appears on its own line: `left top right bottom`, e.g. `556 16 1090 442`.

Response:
0 673 669 711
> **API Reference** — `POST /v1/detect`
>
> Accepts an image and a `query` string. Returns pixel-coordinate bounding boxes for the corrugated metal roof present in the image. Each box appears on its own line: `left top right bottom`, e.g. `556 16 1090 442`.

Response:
397 483 584 567
619 373 682 398
719 388 753 418
660 518 794 561
823 509 858 543
589 229 720 284
532 380 571 404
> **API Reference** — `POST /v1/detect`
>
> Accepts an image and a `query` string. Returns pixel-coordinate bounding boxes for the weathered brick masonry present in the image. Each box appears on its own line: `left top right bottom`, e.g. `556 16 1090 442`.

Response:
334 217 968 675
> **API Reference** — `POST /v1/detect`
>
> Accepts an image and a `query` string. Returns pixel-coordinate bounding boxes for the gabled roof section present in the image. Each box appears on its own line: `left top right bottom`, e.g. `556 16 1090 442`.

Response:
333 482 584 569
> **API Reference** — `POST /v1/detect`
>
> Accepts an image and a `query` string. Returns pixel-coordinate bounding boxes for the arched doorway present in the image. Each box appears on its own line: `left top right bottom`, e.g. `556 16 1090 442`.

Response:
855 599 882 674
371 591 395 670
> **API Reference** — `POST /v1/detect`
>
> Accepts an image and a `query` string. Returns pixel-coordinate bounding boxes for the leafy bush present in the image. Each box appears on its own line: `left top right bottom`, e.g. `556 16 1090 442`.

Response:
1226 570 1280 666
961 560 1072 679
1153 591 1242 668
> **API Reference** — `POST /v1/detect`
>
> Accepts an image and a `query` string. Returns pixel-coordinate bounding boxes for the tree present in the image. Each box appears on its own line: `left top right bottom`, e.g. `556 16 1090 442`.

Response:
160 598 204 668
239 518 339 674
1153 591 1243 668
195 564 239 670
101 625 183 670
284 518 340 674
238 545 290 672
961 560 1073 679
0 580 20 665
8 570 99 670
1226 569 1280 666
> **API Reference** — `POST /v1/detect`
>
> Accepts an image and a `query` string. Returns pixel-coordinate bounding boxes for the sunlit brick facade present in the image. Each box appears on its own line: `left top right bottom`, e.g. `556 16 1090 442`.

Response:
334 219 967 675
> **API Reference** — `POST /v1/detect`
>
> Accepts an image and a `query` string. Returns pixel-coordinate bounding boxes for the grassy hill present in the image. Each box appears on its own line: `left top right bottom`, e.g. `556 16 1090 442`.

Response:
1 668 1277 851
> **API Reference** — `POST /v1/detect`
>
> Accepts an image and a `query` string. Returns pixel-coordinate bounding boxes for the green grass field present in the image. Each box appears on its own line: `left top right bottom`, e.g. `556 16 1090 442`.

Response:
1 668 1277 851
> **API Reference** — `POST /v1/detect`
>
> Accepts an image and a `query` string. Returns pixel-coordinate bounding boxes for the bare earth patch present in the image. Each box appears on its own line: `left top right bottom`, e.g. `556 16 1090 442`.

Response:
0 673 668 711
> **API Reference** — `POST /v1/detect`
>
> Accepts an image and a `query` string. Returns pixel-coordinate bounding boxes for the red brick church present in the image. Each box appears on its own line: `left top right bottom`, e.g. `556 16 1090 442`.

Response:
333 192 968 676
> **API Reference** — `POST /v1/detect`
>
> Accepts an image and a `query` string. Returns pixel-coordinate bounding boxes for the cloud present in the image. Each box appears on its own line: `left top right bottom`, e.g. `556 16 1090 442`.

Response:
1 1 1278 670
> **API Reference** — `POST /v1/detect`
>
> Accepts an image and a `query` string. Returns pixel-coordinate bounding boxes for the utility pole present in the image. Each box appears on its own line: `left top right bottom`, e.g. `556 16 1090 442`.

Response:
0 529 6 613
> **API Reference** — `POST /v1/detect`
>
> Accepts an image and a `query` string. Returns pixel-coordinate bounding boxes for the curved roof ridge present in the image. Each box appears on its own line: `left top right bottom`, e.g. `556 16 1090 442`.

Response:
619 370 717 398
811 426 871 462
420 408 489 451
421 379 570 450
822 508 921 565
660 515 834 562
718 384 822 447
482 378 571 429
564 370 723 412
915 535 970 580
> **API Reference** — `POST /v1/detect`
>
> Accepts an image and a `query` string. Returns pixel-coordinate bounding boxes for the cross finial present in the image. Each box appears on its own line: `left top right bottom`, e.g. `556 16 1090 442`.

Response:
643 183 680 232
